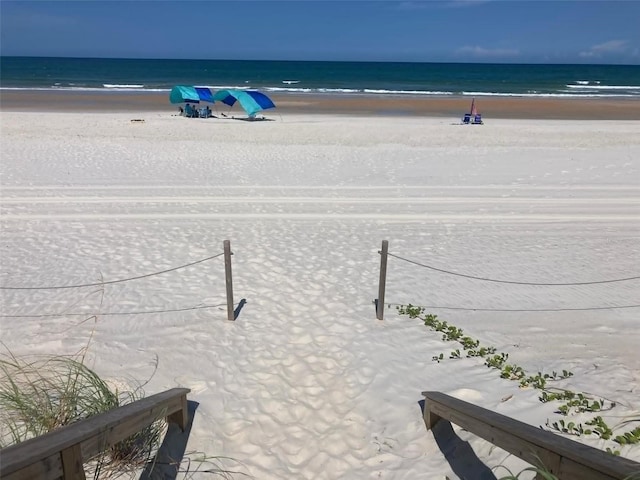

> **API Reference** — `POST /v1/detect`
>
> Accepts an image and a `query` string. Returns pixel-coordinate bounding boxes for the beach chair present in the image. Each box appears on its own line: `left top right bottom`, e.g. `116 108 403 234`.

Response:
462 113 471 124
472 114 483 125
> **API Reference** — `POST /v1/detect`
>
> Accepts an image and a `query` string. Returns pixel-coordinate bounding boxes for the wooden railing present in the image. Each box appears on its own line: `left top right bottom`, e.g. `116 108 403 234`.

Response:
422 391 640 480
0 387 190 480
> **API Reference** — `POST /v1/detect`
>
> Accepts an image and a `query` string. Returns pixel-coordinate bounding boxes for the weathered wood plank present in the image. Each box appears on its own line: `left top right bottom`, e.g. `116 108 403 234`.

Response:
0 387 190 478
428 397 566 478
422 391 639 480
0 453 63 480
79 393 186 460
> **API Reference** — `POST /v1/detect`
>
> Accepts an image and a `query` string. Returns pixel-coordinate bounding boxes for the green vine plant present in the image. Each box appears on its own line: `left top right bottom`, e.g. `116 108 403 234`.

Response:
397 304 639 453
616 426 640 446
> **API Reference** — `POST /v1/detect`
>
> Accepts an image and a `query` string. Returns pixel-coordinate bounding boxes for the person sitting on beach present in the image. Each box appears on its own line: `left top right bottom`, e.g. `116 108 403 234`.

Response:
184 104 196 118
205 106 212 118
178 106 184 116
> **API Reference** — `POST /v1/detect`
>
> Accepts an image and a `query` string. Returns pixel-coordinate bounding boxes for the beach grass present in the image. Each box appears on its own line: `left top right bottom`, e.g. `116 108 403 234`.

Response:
0 331 247 479
0 340 165 478
495 464 559 480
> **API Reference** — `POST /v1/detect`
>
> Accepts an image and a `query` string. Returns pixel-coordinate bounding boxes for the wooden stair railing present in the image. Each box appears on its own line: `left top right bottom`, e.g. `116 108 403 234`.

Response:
0 387 190 480
422 391 640 480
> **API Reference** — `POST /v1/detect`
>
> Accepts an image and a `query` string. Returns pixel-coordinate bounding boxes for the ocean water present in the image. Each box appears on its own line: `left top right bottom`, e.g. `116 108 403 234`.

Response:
1 56 640 98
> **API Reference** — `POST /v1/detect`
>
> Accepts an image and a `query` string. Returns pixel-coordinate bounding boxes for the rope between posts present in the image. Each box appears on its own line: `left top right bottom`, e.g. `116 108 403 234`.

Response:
384 302 640 313
387 252 640 286
0 252 224 291
0 302 230 318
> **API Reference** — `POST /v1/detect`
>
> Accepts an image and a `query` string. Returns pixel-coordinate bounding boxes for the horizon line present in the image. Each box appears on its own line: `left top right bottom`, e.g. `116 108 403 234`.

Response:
1 54 639 67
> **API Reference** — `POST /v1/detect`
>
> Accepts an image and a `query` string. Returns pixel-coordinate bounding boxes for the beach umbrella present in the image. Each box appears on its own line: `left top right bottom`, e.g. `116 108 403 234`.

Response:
470 97 478 116
212 89 275 117
195 87 215 103
169 85 200 104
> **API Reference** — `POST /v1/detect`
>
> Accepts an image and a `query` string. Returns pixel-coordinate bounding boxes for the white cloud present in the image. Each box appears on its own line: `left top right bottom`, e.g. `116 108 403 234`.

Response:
592 40 627 53
456 45 519 57
579 39 628 58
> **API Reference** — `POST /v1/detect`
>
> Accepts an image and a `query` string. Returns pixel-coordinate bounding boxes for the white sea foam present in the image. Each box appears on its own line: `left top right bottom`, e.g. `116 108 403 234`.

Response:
103 84 145 89
566 84 640 90
1 84 638 98
266 87 315 93
362 89 454 95
461 90 637 98
318 88 361 94
574 80 601 85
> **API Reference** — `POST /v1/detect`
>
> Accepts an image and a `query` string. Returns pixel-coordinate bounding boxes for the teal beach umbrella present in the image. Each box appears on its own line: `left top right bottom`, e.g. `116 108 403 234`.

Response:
169 86 200 104
212 89 275 117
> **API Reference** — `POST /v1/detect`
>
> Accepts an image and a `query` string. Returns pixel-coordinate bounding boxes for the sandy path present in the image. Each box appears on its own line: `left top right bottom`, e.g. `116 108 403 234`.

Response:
1 113 639 478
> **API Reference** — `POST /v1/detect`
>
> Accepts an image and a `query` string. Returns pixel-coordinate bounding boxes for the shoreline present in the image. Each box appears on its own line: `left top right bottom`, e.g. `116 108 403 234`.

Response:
1 90 640 120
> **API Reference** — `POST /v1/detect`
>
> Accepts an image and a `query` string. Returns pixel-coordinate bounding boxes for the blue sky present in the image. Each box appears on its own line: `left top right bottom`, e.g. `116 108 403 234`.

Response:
1 1 639 64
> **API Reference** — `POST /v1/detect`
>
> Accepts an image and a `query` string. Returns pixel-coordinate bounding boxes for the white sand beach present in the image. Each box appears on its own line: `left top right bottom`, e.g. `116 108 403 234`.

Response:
1 111 639 478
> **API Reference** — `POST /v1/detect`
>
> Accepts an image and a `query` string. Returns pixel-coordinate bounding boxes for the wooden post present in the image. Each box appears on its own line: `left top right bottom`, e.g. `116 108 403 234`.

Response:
167 393 189 432
224 240 234 321
423 400 442 430
376 240 388 320
60 444 85 480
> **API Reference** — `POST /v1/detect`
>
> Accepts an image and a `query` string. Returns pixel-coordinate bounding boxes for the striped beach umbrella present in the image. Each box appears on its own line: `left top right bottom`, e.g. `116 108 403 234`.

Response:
213 89 276 117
